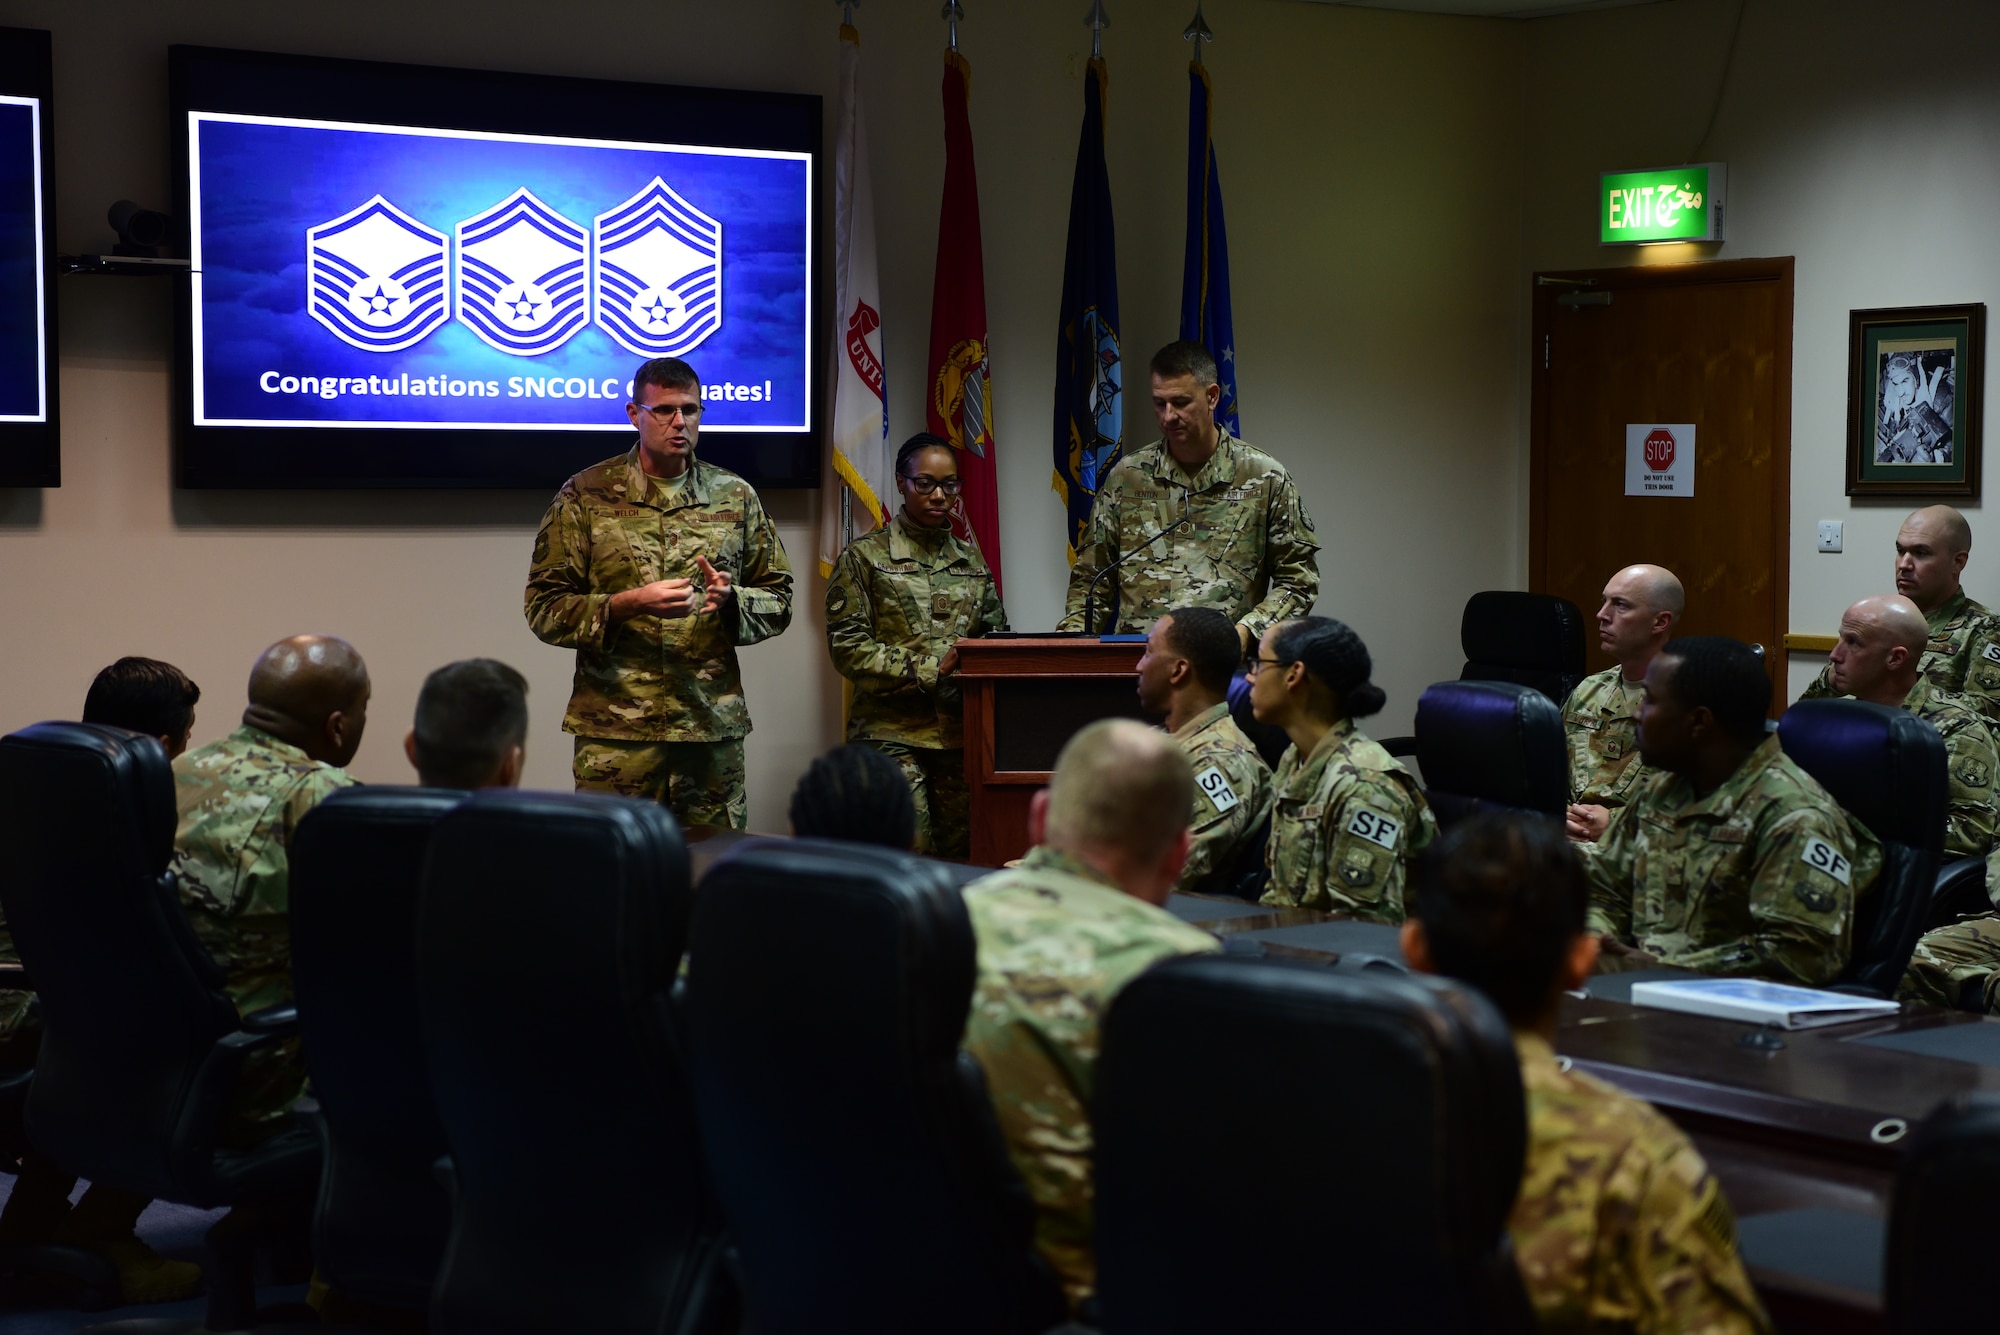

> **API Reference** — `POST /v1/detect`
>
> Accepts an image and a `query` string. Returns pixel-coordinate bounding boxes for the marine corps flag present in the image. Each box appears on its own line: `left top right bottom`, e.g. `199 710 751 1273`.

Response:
926 49 1003 592
818 21 893 578
1052 57 1121 562
1181 60 1239 435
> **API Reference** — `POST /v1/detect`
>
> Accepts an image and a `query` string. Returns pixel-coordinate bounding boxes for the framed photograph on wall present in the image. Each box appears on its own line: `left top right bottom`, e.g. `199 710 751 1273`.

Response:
1847 303 1985 497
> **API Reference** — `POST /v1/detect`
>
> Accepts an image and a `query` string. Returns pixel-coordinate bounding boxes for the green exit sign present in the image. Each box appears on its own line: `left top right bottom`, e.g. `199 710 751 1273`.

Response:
1600 164 1726 244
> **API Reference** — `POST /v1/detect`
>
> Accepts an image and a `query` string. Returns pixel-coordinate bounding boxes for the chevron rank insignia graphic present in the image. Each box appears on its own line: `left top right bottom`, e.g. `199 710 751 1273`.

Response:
306 196 449 352
594 177 722 358
454 189 591 356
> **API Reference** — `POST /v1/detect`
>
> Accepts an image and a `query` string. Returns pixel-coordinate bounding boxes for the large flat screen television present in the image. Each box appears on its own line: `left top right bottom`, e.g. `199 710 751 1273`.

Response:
0 27 55 487
171 46 820 489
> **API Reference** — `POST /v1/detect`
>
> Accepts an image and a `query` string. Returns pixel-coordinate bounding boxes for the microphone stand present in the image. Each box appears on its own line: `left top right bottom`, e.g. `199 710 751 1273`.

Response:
1080 490 1190 636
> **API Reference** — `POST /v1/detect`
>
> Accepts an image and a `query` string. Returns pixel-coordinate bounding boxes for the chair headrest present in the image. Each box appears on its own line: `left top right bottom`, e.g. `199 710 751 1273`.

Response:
1777 699 1947 854
1460 591 1586 673
1415 680 1568 817
0 722 177 875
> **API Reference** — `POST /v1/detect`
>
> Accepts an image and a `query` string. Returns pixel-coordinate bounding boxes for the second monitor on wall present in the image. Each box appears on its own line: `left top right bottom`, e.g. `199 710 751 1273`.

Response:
171 45 822 490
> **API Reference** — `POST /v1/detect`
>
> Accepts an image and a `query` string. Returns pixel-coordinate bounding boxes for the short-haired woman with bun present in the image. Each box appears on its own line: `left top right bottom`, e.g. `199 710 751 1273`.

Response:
1247 616 1436 921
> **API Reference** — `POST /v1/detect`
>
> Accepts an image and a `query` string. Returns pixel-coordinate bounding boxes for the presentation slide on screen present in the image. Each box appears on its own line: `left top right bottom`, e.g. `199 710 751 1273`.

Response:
0 95 45 423
188 113 811 432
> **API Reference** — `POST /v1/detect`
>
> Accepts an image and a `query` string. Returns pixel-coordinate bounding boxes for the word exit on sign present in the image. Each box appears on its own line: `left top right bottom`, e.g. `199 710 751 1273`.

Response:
1601 164 1726 244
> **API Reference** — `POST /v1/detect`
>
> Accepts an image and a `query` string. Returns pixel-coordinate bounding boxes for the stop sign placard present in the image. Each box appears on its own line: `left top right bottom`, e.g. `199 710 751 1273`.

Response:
1643 427 1677 471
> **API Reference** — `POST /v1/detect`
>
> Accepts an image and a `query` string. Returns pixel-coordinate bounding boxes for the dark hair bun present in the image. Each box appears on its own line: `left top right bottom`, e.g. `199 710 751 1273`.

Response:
1346 682 1387 719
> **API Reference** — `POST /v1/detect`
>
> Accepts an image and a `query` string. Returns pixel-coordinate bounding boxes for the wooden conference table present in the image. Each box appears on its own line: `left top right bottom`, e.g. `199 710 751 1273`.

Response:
690 830 1990 1333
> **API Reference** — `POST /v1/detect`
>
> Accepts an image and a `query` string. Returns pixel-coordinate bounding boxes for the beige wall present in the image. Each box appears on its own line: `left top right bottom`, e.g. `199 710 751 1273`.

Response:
1521 0 2000 698
0 0 1533 827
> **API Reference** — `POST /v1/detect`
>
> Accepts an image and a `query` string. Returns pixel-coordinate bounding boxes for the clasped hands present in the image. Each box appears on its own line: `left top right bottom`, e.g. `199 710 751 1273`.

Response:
610 555 734 623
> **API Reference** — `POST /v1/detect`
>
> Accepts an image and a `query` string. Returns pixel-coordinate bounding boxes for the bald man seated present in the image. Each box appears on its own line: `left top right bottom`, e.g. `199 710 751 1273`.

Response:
1804 505 2000 724
1564 564 1685 841
959 719 1221 1315
172 634 369 1144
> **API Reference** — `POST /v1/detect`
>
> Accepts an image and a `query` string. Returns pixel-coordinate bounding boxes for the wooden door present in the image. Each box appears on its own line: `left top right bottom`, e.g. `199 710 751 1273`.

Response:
1530 257 1793 711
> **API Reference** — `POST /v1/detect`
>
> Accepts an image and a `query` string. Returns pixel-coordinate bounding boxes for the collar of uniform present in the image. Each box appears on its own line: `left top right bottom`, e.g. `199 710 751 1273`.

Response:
1020 843 1125 894
1141 427 1239 493
1930 587 1971 634
1173 701 1233 742
620 443 709 512
1308 715 1359 764
1901 676 1932 713
890 510 956 563
1512 1030 1561 1079
1670 732 1783 820
228 723 314 767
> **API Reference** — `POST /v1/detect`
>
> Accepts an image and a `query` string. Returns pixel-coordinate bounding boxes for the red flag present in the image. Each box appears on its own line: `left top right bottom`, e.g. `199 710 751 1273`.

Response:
926 50 1002 594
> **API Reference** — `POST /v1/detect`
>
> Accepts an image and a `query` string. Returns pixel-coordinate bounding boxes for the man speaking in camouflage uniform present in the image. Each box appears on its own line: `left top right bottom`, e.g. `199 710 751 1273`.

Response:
1801 505 2000 723
174 635 368 1141
961 720 1219 1313
526 357 793 830
1058 341 1318 654
1135 606 1272 895
1584 637 1881 985
825 434 1006 857
1564 564 1684 842
1404 814 1771 1334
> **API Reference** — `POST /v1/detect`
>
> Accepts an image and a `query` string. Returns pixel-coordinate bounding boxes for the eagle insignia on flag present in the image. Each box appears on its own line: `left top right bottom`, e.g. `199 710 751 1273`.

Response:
305 195 448 353
454 189 590 356
594 177 723 358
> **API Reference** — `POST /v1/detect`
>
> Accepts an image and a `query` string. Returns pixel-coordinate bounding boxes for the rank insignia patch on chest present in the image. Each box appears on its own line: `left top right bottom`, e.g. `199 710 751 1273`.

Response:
932 592 953 617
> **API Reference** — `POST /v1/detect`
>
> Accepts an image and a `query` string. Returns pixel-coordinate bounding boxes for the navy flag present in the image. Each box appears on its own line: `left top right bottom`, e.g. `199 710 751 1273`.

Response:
1180 61 1239 435
1052 56 1122 561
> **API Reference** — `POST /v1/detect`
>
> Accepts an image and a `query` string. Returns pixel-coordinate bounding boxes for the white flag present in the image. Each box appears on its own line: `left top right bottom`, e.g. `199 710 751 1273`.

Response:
819 21 893 577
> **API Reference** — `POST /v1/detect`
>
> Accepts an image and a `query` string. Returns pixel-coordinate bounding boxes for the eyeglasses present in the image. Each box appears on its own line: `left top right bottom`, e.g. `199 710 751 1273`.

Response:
1244 656 1293 678
634 402 703 424
900 474 963 495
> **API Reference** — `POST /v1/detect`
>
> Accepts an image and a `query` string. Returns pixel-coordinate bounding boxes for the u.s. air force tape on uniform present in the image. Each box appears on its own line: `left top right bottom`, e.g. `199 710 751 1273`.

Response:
1195 765 1240 814
1348 806 1402 850
1801 836 1852 884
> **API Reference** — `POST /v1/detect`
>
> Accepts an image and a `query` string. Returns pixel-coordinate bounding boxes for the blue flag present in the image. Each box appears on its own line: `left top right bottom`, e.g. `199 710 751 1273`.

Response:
1052 57 1122 560
1180 61 1239 435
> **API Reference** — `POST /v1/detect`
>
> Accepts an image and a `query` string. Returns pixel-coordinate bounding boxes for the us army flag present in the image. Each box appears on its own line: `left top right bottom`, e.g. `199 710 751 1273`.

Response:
1052 57 1121 562
819 22 893 578
926 49 1003 593
1181 60 1239 436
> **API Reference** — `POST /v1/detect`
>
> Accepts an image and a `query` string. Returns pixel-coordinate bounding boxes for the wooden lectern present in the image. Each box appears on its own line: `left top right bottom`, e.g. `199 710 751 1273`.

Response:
955 636 1155 867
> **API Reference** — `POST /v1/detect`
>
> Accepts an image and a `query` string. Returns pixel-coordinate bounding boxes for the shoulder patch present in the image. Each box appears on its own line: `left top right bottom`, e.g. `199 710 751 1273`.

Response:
1195 765 1240 814
1982 641 2000 664
1346 805 1402 851
1799 836 1852 885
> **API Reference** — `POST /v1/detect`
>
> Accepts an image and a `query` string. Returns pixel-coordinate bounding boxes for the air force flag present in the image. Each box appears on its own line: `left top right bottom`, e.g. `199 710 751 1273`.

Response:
306 196 449 353
595 177 722 358
454 189 590 356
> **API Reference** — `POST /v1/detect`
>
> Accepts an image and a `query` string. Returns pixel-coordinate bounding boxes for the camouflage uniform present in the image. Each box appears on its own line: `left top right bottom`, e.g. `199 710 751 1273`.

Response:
1168 702 1273 896
824 512 1007 857
1259 718 1437 923
961 846 1219 1311
526 446 793 830
1056 430 1318 639
1511 1032 1772 1334
1899 917 2000 1009
1802 588 2000 724
1582 735 1883 985
172 725 355 1138
1563 666 1652 808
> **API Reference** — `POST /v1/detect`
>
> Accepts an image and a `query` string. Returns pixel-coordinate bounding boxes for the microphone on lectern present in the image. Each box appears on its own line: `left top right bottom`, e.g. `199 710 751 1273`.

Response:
1080 489 1191 636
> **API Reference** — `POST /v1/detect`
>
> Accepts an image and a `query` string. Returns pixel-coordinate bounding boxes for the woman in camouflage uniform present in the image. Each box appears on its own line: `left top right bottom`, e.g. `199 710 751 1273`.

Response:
1249 616 1437 921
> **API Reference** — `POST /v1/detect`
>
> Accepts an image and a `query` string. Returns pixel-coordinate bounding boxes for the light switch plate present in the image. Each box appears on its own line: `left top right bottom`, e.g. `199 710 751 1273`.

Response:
1817 520 1843 553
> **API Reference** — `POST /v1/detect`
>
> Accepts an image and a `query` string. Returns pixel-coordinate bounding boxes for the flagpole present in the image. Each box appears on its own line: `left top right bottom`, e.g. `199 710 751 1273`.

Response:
1085 0 1109 58
1183 3 1212 63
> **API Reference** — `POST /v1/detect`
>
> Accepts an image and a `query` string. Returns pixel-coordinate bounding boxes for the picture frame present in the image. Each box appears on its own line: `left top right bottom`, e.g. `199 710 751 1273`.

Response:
1846 302 1984 497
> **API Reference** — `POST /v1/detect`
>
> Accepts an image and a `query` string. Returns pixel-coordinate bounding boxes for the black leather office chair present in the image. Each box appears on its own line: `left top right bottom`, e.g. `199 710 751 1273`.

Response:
1777 700 1946 996
686 839 1066 1335
1094 955 1533 1333
292 786 464 1312
0 721 321 1330
1413 679 1568 830
1460 590 1588 705
1885 1091 2000 1330
417 789 728 1335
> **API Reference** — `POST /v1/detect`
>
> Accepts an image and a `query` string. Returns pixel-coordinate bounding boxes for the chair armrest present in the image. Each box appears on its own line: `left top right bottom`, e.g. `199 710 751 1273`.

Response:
1377 736 1417 758
1928 856 1990 929
238 1004 299 1035
0 961 31 992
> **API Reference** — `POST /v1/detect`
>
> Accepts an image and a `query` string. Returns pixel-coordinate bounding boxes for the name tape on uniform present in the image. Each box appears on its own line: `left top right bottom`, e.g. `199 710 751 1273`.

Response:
1196 766 1239 813
1347 806 1402 851
1800 837 1852 886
